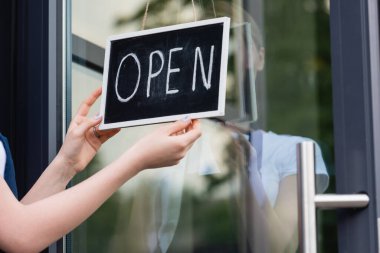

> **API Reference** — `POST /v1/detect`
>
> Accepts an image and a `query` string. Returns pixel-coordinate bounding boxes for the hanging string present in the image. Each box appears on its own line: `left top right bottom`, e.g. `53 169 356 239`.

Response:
191 0 197 21
142 0 199 29
211 0 217 18
141 1 150 30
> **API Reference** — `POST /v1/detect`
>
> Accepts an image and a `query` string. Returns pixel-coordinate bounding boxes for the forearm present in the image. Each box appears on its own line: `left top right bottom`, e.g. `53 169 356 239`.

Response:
246 176 298 253
21 155 76 204
261 200 297 252
0 118 200 253
246 192 291 252
1 150 141 253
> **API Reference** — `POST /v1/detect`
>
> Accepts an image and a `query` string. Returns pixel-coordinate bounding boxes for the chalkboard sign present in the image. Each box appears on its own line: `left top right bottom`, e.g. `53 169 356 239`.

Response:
99 17 230 129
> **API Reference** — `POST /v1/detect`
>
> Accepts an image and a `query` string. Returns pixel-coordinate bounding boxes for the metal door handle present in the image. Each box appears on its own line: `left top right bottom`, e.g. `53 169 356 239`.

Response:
297 142 369 253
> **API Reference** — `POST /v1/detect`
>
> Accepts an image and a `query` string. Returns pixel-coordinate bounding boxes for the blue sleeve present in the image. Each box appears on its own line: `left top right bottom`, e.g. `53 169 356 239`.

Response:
0 134 18 198
275 135 329 193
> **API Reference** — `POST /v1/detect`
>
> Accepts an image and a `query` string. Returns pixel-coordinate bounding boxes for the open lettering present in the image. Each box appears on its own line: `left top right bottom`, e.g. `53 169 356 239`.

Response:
115 45 215 103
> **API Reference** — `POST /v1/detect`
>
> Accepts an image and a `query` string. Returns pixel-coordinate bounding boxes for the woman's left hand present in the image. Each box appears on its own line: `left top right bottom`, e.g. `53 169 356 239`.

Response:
58 87 120 176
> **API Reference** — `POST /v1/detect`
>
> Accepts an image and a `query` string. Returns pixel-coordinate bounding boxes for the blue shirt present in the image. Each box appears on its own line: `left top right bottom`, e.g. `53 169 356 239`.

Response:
250 130 329 206
0 133 18 198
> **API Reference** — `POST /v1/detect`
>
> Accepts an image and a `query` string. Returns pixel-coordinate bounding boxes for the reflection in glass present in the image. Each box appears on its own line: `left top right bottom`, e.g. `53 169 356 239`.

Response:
70 0 334 252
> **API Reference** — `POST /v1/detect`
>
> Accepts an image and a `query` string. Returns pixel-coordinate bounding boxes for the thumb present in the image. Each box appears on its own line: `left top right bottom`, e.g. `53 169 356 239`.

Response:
165 117 192 135
77 115 102 135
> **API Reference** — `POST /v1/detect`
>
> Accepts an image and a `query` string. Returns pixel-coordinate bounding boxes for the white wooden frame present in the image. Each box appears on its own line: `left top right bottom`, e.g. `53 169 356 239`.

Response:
99 17 230 129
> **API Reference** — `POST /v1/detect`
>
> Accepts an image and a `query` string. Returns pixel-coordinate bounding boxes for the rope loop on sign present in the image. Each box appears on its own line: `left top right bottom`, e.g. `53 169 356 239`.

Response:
141 0 217 30
141 1 150 30
143 0 217 30
191 0 197 22
211 0 217 18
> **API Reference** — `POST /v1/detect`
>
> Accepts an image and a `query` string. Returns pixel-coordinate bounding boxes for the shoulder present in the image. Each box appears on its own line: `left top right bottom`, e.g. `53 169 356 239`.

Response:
263 130 311 144
260 131 329 192
261 131 314 157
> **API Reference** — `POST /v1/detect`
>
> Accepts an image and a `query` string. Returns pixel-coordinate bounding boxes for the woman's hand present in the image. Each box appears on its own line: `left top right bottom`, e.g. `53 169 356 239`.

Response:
58 87 120 176
125 118 201 173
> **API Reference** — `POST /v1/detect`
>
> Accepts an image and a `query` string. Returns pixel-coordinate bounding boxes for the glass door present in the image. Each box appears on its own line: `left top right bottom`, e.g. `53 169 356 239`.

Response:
64 0 379 252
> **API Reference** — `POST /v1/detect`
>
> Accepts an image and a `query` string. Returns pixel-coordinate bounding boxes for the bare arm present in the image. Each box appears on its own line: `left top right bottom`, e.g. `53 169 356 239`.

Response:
247 175 298 253
0 119 201 253
21 88 119 204
0 155 136 253
19 156 77 205
266 175 298 252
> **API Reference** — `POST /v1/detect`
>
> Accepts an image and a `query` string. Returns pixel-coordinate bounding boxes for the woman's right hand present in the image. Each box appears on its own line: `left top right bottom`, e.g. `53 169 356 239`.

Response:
125 118 201 172
57 87 120 177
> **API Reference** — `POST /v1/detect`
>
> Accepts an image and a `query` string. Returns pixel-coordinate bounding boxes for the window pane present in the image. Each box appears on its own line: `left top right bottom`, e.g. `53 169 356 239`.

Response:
69 0 336 252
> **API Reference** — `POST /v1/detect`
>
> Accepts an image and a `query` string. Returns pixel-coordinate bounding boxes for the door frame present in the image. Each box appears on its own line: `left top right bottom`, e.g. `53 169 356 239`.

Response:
330 0 380 252
0 0 64 252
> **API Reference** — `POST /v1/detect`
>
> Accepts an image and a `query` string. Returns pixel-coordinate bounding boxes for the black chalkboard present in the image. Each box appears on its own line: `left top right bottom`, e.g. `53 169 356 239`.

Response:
99 17 230 129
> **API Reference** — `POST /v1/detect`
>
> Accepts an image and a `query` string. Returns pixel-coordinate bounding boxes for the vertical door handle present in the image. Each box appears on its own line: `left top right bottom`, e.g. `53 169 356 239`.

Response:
297 142 369 253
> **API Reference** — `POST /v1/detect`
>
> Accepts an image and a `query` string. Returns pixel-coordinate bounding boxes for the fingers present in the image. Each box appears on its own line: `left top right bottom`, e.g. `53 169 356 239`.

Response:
76 87 102 117
175 119 202 145
99 128 121 137
75 115 103 136
98 128 121 142
185 119 199 132
164 118 192 135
